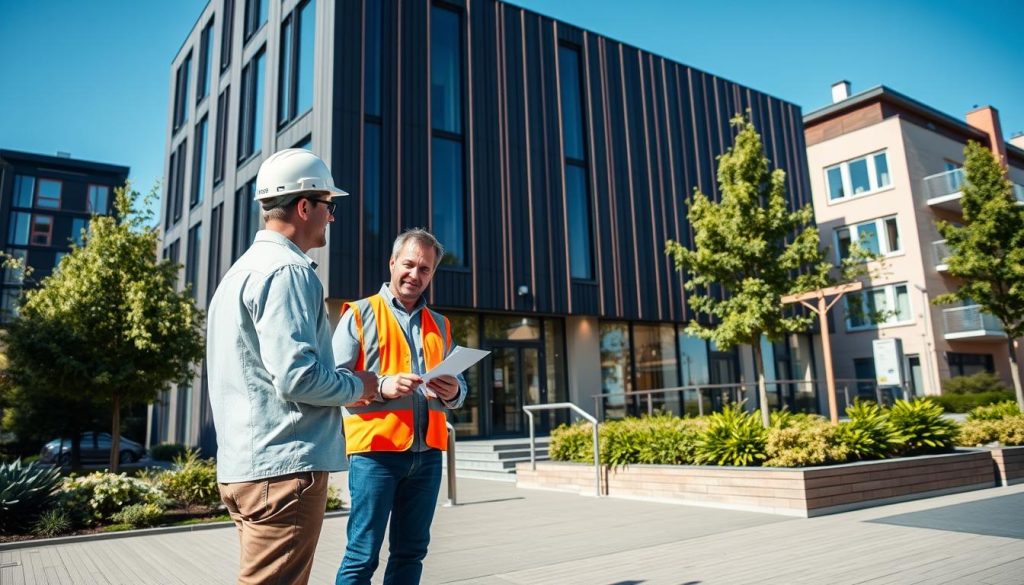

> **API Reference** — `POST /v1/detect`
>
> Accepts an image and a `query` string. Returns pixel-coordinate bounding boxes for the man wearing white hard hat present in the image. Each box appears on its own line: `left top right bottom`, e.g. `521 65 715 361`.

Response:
207 149 379 585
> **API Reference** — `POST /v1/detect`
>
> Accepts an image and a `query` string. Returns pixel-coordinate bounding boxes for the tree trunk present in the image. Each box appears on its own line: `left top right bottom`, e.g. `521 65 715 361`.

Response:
751 341 770 427
110 394 121 473
1009 338 1024 411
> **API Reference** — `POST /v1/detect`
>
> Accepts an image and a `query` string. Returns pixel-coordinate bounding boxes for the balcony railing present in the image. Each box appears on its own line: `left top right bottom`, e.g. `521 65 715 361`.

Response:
943 305 1005 340
922 168 964 203
932 239 950 271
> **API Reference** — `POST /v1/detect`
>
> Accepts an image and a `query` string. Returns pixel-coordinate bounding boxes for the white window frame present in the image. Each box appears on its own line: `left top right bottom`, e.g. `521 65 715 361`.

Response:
825 150 892 203
845 283 914 331
833 215 902 264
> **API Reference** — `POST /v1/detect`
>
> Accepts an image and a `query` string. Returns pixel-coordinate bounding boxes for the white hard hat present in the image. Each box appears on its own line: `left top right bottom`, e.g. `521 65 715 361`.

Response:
254 149 349 203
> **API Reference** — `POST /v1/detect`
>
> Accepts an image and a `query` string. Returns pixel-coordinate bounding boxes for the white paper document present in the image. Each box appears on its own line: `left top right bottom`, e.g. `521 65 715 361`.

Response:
419 345 491 397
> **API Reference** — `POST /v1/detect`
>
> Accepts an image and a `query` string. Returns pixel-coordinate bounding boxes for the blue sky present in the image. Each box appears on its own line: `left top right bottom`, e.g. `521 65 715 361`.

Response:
1 0 1021 217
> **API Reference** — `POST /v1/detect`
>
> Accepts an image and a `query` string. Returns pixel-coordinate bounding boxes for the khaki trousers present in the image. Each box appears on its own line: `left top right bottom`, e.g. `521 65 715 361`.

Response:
219 471 329 585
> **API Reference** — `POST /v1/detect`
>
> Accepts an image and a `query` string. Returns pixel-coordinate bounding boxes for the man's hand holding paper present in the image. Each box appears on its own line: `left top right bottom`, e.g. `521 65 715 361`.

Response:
419 346 490 399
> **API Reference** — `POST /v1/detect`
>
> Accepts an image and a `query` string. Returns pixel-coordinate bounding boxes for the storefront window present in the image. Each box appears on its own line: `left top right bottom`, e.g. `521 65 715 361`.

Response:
544 318 568 427
633 323 679 414
599 321 631 418
446 312 479 437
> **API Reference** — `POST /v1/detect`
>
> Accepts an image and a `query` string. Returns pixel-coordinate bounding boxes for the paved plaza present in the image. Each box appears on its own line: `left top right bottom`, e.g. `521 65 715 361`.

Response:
2 475 1022 584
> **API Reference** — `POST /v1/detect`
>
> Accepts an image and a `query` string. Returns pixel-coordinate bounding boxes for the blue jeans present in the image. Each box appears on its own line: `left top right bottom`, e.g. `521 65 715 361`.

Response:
336 450 442 585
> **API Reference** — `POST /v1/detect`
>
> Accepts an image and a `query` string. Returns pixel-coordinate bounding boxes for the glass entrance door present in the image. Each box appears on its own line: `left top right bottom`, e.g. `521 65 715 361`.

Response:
487 344 542 436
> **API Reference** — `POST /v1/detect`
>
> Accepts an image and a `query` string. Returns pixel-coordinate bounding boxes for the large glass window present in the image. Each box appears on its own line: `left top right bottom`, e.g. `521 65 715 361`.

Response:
8 212 30 245
220 0 234 71
677 332 710 387
846 283 912 330
173 52 192 131
192 116 208 207
947 352 995 377
633 323 679 413
3 249 27 285
208 204 223 302
13 176 34 208
70 218 88 246
559 45 594 280
243 0 268 42
364 122 382 248
36 179 62 209
214 87 230 184
835 215 901 262
278 0 315 126
196 20 214 102
599 321 632 418
232 179 259 260
1 288 21 322
186 224 203 300
172 140 188 223
447 312 480 436
364 0 381 117
238 50 265 162
430 5 465 266
431 137 464 265
87 185 110 214
825 150 891 201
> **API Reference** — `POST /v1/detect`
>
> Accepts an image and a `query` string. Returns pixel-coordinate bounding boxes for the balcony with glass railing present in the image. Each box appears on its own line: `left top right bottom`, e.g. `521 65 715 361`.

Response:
932 239 950 272
943 305 1005 341
922 168 965 211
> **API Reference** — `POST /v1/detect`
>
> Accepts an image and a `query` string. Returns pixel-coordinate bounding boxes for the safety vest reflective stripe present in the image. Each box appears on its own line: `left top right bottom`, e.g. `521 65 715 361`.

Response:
341 294 451 454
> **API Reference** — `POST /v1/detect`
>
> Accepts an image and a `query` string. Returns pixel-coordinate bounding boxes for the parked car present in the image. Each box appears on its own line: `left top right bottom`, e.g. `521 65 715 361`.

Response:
39 432 146 465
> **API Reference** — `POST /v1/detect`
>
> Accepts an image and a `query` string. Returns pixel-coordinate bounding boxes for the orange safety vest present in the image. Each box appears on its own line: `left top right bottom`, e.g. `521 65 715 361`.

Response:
341 294 452 454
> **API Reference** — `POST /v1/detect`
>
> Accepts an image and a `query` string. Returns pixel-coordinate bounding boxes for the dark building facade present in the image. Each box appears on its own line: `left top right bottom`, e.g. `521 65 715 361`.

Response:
161 0 813 450
0 149 128 321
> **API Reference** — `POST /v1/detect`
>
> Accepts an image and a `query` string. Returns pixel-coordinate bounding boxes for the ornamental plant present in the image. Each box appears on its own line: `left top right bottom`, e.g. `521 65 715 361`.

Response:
693 403 767 466
59 471 163 526
764 414 849 467
0 458 63 533
549 421 596 463
967 400 1022 421
834 401 902 460
887 400 959 456
157 449 219 512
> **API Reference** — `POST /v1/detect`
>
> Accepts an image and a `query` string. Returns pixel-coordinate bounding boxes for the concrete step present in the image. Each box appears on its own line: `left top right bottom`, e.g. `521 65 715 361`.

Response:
443 468 518 483
455 438 550 454
451 448 548 463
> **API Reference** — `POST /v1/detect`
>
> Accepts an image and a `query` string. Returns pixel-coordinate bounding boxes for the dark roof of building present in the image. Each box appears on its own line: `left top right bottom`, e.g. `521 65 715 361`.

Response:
803 85 1024 160
0 149 130 176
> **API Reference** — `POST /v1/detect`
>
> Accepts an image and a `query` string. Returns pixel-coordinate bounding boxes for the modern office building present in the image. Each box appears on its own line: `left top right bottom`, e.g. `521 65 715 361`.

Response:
0 149 128 321
158 0 814 452
803 82 1024 399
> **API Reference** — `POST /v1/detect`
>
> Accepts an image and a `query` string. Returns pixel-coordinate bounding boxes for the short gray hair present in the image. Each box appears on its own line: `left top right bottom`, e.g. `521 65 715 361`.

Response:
391 228 445 266
260 192 312 221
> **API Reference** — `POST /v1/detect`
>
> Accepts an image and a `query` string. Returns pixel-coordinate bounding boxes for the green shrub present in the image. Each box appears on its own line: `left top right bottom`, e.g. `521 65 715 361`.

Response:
326 486 344 511
110 503 165 528
694 403 767 466
59 471 163 526
942 372 1011 395
959 414 1024 447
32 508 72 538
156 449 219 511
765 415 849 467
149 443 188 462
930 391 1016 413
967 400 1022 421
835 401 902 460
601 415 705 468
887 399 958 456
549 422 596 463
1 458 63 533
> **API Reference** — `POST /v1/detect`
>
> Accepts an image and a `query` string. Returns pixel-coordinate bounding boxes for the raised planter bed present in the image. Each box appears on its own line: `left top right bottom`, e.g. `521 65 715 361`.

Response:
988 445 1024 486
516 449 996 517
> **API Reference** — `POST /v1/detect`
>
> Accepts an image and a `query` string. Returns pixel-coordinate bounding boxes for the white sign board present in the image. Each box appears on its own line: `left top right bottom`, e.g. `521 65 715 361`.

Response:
872 338 904 387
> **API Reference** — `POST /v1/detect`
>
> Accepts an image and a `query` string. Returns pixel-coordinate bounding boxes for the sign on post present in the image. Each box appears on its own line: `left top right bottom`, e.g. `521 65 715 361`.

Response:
872 338 904 387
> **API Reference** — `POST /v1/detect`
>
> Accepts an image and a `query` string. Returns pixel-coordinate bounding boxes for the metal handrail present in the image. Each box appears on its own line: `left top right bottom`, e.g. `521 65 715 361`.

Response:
523 403 602 497
444 422 457 507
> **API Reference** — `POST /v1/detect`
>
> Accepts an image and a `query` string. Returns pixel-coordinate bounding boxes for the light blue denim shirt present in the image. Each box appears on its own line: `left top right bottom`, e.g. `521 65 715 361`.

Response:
207 230 364 482
333 284 466 452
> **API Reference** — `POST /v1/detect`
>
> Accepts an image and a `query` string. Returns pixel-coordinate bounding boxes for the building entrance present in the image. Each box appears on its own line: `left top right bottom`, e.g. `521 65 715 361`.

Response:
484 342 544 436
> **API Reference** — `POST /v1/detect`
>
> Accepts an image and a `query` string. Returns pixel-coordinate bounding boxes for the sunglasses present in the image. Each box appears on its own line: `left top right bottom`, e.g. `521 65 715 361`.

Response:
303 197 337 216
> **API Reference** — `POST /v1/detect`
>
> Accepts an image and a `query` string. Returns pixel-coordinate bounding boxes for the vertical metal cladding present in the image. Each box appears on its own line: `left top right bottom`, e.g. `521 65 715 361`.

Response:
330 0 810 323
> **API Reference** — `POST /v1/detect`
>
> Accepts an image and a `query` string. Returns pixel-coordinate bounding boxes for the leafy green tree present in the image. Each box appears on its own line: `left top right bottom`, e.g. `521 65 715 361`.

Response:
666 114 833 427
2 185 205 471
935 141 1024 410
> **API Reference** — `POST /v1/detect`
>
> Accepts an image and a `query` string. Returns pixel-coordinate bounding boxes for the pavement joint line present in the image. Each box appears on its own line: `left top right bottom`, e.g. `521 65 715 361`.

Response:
0 509 350 552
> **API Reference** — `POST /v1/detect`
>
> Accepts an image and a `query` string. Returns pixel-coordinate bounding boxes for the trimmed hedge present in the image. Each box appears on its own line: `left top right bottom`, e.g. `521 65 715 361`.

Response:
550 399 962 468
